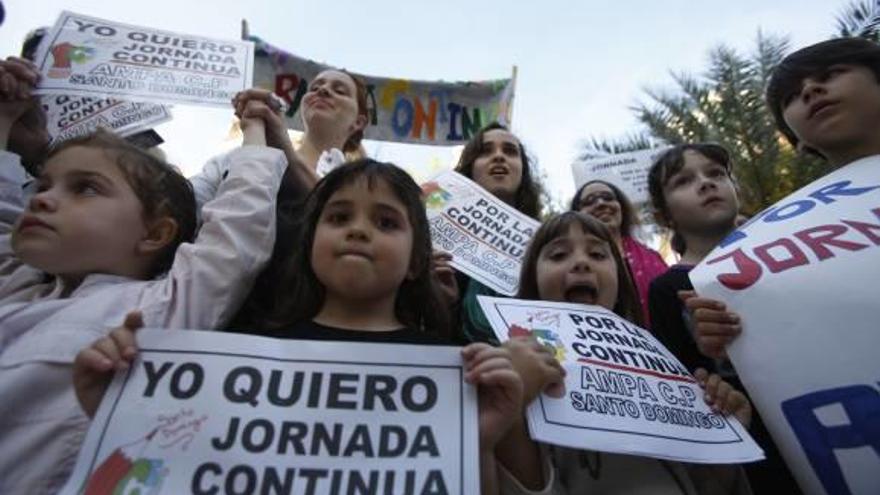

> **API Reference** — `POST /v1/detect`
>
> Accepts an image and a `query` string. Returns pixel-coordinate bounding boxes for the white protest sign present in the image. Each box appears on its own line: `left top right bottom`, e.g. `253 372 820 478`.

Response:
42 95 170 144
33 11 254 107
689 156 880 495
571 147 671 204
478 296 764 464
423 171 539 295
61 329 479 495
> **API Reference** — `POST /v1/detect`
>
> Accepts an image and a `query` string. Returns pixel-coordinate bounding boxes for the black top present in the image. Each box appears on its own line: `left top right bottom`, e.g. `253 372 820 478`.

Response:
649 265 802 493
271 320 453 346
648 264 719 374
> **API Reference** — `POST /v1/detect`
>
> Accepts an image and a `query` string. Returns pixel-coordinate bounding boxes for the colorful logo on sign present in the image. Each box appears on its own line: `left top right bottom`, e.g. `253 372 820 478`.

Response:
48 43 95 78
84 428 167 495
422 181 452 210
509 324 567 362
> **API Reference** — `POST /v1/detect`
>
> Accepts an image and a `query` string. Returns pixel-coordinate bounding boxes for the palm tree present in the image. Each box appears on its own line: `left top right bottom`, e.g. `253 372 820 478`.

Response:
579 32 834 213
578 1 880 213
575 134 656 161
836 0 880 40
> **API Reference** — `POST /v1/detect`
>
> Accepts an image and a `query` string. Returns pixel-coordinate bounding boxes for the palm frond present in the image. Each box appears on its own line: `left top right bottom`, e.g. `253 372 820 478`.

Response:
836 0 880 40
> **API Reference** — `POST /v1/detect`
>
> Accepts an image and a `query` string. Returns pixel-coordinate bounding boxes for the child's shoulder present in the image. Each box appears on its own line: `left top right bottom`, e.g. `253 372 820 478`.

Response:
650 264 694 292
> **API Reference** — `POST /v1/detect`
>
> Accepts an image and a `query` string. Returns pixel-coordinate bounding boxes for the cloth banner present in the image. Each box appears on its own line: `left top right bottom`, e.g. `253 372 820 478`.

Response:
250 35 515 145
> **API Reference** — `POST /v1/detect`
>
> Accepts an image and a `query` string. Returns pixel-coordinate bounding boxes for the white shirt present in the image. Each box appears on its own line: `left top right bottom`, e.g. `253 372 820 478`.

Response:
0 146 286 494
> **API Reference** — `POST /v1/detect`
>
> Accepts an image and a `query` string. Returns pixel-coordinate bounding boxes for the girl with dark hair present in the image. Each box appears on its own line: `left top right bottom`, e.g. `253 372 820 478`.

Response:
570 179 666 327
192 69 372 331
645 143 739 376
497 211 751 495
437 122 544 343
266 159 448 337
77 159 526 494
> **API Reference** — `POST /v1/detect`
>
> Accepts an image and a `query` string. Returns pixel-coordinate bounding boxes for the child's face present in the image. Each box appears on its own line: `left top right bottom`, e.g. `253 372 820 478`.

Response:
575 182 623 235
782 64 880 159
11 146 149 279
471 129 524 203
535 223 618 310
311 177 414 303
662 150 738 236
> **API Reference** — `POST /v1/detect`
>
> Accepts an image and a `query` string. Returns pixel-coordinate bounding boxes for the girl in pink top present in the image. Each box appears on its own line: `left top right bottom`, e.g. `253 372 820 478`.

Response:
570 180 667 328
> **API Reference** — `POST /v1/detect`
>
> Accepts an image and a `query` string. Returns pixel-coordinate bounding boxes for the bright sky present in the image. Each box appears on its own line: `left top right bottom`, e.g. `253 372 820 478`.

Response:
1 0 841 205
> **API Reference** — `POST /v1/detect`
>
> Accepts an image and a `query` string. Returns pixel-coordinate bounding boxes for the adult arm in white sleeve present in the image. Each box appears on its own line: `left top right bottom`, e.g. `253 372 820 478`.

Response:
141 145 287 329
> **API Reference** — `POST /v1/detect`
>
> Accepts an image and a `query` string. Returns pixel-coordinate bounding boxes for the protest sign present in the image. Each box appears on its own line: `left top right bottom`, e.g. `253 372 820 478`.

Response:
250 35 515 145
33 11 254 107
42 95 170 144
571 147 671 204
61 329 479 495
690 156 880 495
423 171 539 295
478 296 764 464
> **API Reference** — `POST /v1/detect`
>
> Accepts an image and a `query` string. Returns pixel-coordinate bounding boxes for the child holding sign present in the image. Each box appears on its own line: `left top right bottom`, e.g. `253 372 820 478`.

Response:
76 159 526 494
498 212 752 494
436 122 543 343
646 144 799 493
690 38 880 356
686 37 880 495
646 144 739 379
0 94 287 493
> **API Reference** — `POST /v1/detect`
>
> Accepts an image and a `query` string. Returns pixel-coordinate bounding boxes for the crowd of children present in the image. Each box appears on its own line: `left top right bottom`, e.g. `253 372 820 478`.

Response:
0 31 876 494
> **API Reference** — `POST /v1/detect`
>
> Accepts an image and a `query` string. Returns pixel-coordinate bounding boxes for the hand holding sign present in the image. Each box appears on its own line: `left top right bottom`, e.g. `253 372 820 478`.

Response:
431 250 459 308
694 368 751 428
0 57 39 121
73 311 143 418
504 337 566 403
462 343 524 449
679 291 742 359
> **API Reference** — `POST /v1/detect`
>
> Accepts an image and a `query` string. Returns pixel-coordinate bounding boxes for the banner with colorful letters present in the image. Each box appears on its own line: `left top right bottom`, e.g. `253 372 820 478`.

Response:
250 35 515 146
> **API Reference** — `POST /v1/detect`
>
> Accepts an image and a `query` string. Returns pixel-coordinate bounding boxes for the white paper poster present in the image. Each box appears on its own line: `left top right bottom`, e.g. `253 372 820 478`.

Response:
33 11 254 108
423 171 539 295
479 296 764 464
42 95 170 144
690 156 880 495
571 147 672 204
61 329 479 495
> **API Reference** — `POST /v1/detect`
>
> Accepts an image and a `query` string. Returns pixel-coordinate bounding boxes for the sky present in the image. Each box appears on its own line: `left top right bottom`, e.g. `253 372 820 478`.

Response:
0 0 842 205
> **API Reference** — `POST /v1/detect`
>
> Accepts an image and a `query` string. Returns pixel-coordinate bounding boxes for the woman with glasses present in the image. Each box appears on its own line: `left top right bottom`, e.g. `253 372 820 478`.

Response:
570 180 666 328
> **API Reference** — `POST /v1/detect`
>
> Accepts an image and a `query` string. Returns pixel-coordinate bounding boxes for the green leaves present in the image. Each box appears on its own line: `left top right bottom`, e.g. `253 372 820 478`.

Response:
581 32 833 214
836 0 880 41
